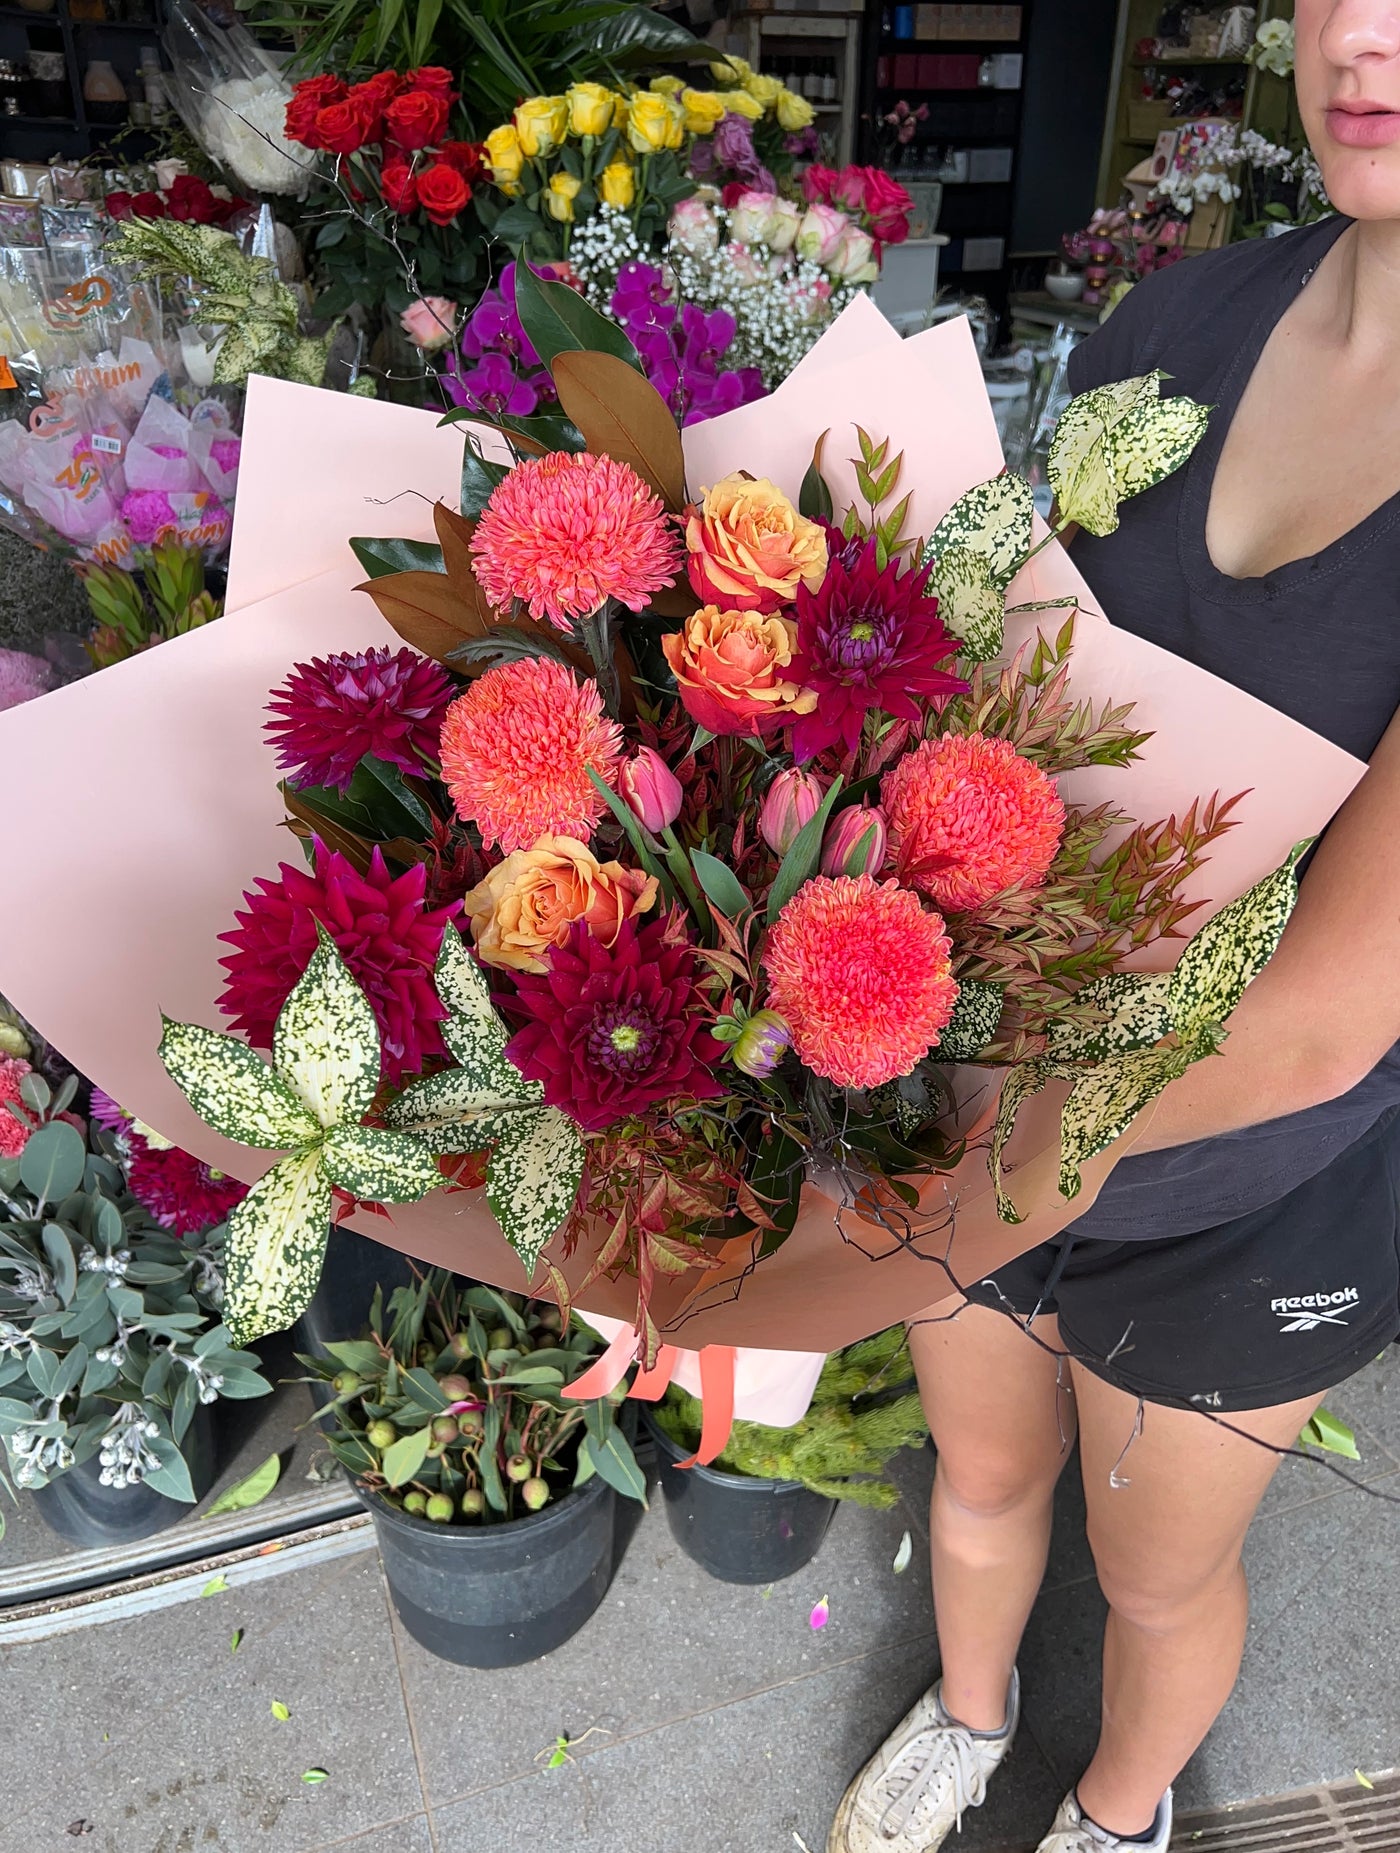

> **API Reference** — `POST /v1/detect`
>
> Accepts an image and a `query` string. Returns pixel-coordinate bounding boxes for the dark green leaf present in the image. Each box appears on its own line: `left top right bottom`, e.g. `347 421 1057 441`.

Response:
579 1426 647 1504
513 259 642 373
348 537 446 581
767 777 845 921
460 442 509 517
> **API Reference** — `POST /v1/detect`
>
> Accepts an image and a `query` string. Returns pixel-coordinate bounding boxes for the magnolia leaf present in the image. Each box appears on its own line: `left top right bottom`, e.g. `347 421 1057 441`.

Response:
930 472 1034 586
486 1107 586 1278
431 500 476 585
1047 973 1174 1063
320 1125 442 1202
929 546 1005 663
1104 391 1211 505
989 1058 1072 1223
274 927 381 1130
159 1020 320 1150
356 567 491 666
551 349 686 510
1057 1044 1194 1201
281 785 375 876
348 536 446 581
1167 844 1307 1042
937 979 1004 1062
513 260 643 372
384 1066 540 1148
205 1451 281 1516
224 1150 333 1346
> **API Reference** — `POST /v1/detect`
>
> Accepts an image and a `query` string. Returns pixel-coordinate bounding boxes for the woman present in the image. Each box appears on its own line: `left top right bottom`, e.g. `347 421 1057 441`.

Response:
829 6 1400 1850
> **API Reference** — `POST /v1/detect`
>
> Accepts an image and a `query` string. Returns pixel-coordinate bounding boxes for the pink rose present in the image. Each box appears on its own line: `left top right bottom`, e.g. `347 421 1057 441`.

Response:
671 194 720 256
795 202 850 266
399 296 458 350
829 224 878 284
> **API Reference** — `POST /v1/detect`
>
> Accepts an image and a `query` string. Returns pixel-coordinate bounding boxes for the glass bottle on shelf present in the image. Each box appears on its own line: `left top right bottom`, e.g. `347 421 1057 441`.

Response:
82 58 127 123
802 60 821 99
820 61 837 104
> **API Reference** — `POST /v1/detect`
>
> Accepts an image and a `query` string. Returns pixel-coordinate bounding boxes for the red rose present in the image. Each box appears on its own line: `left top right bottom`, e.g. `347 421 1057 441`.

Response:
384 86 451 150
438 139 485 180
860 166 913 244
313 98 371 155
285 73 346 146
720 180 746 207
129 190 167 219
165 174 215 222
104 190 134 219
801 163 840 205
346 70 402 140
406 65 456 98
414 161 470 225
380 159 419 214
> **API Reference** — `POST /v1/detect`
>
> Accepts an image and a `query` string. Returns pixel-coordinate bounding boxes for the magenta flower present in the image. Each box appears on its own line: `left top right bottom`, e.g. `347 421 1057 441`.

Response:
218 843 461 1087
264 646 454 794
127 1140 248 1235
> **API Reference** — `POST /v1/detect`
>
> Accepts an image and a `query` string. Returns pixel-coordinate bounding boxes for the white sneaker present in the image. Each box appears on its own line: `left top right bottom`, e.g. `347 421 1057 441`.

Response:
1036 1787 1173 1853
826 1671 1019 1851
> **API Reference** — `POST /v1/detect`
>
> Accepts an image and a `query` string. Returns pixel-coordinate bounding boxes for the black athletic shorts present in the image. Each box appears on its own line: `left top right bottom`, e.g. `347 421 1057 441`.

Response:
963 1107 1400 1412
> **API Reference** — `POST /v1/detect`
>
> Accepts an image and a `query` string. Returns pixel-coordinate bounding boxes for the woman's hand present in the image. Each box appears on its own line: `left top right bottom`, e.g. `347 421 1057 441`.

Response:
1132 701 1400 1153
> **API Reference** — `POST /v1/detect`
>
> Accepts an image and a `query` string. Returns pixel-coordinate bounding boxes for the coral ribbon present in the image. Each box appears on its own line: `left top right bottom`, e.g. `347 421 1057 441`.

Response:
676 1346 737 1469
562 1329 740 1465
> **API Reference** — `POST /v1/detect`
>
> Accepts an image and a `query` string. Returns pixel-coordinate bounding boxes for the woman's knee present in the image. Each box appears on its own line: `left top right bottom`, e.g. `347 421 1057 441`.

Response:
1091 1536 1246 1633
933 1441 1067 1523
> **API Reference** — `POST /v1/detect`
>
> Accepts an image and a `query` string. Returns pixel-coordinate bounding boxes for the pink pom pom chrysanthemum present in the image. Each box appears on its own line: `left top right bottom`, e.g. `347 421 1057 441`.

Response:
265 646 454 793
762 875 959 1090
882 731 1065 914
439 657 624 853
470 450 682 629
0 1055 34 1158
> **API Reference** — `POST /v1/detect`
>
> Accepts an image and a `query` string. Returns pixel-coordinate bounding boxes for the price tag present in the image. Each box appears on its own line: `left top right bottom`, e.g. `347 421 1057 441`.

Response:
91 433 124 455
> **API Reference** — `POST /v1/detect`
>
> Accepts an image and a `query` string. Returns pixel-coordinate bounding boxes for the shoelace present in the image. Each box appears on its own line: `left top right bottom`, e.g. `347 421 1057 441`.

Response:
878 1718 990 1839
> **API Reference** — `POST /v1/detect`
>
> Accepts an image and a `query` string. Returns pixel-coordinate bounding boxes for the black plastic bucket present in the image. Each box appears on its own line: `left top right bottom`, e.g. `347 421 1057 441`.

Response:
31 1403 218 1548
643 1409 836 1584
365 1464 623 1667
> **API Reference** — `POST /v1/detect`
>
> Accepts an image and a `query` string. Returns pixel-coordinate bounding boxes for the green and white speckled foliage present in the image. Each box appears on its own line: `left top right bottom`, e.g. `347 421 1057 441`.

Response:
1048 371 1211 539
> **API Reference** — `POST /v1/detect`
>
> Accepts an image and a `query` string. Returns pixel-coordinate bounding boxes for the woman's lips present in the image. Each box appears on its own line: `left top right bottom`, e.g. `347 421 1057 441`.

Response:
1327 105 1400 147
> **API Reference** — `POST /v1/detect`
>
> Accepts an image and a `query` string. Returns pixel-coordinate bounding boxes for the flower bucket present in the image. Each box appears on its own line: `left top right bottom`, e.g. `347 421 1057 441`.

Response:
643 1407 835 1585
30 1402 218 1548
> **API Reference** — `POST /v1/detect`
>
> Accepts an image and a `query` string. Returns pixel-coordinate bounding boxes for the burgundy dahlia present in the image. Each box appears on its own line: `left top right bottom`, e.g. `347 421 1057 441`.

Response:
504 913 726 1132
788 536 967 763
127 1139 248 1236
264 646 455 793
218 843 461 1087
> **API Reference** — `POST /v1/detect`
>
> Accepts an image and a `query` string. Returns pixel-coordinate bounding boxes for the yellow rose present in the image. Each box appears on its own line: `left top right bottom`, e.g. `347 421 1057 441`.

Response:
613 89 632 128
545 170 582 222
465 836 659 973
710 53 750 83
681 88 726 134
743 71 783 108
775 87 815 131
627 89 685 153
685 474 829 612
567 81 615 138
484 122 524 186
649 74 684 96
599 159 636 209
718 88 764 122
513 94 568 158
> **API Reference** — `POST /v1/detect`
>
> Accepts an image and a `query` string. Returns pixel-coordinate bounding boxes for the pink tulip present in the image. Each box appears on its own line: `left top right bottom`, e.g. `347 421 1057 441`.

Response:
760 767 824 855
820 803 887 878
620 746 683 834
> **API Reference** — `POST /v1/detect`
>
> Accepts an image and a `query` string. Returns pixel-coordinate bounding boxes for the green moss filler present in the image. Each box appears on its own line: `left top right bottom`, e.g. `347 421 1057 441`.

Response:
652 1327 929 1508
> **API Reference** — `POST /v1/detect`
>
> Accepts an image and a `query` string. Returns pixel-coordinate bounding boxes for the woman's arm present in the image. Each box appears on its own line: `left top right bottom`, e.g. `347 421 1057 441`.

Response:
1131 703 1400 1154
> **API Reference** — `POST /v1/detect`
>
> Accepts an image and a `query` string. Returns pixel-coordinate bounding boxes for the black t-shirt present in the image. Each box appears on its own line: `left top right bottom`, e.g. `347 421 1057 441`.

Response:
1060 214 1400 1241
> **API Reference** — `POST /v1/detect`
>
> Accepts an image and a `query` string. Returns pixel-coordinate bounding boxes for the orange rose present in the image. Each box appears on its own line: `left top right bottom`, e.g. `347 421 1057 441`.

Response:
685 473 828 613
660 605 817 737
464 835 658 972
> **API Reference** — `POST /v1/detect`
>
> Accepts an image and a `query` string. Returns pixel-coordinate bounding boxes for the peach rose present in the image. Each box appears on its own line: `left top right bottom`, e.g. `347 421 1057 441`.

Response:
685 473 828 613
465 835 658 972
660 605 817 737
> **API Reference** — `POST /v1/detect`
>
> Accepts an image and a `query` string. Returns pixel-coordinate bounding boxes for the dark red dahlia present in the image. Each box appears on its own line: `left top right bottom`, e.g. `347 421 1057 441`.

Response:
788 536 967 763
218 843 461 1087
504 913 726 1133
264 646 455 794
127 1138 248 1236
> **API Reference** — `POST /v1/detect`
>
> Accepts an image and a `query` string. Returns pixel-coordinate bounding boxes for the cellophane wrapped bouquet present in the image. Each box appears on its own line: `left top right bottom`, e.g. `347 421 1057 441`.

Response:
159 269 1306 1357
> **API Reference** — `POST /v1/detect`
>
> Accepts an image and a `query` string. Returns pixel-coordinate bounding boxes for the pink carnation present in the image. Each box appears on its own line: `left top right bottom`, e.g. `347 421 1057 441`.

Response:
0 1056 34 1157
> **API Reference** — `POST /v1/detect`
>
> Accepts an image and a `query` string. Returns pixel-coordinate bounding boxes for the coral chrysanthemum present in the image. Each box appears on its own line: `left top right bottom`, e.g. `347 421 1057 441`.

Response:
127 1140 248 1236
882 731 1066 913
505 913 726 1131
0 1055 33 1158
787 535 967 763
439 657 624 853
470 450 682 629
264 646 454 793
218 843 461 1086
762 875 958 1089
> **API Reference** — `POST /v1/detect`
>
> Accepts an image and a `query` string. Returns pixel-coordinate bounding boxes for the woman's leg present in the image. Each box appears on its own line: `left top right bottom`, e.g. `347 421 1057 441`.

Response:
909 1302 1078 1731
1070 1365 1326 1837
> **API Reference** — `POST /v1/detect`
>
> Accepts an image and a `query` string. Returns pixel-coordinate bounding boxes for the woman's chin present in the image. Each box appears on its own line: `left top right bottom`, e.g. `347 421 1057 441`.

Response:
1315 153 1400 222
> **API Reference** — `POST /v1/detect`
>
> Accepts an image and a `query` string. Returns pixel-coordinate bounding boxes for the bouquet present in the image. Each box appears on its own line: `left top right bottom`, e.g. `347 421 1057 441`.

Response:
138 268 1316 1365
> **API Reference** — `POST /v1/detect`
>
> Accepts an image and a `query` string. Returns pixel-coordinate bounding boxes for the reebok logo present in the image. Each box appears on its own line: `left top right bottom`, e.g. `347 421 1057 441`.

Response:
1271 1287 1360 1333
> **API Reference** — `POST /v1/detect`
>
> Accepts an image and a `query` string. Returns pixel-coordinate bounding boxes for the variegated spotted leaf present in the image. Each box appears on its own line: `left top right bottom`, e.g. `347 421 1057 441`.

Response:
486 1106 586 1278
938 979 1005 1062
870 1080 929 1141
1103 390 1210 506
989 1058 1073 1223
1047 973 1173 1063
929 472 1034 587
224 1149 333 1345
274 926 380 1129
431 927 524 1087
1167 844 1308 1042
1048 374 1170 539
159 1019 320 1150
930 545 1006 662
320 1125 442 1203
1057 1044 1194 1202
384 1065 545 1150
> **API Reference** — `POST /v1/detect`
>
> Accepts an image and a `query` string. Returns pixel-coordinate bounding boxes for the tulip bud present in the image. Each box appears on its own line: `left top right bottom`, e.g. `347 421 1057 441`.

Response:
820 804 888 879
620 746 683 834
731 1008 792 1080
760 767 825 856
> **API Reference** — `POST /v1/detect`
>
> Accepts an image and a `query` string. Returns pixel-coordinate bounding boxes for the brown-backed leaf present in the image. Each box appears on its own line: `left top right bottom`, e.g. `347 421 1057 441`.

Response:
432 501 478 588
648 582 699 620
281 793 373 874
551 350 686 510
356 568 491 665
